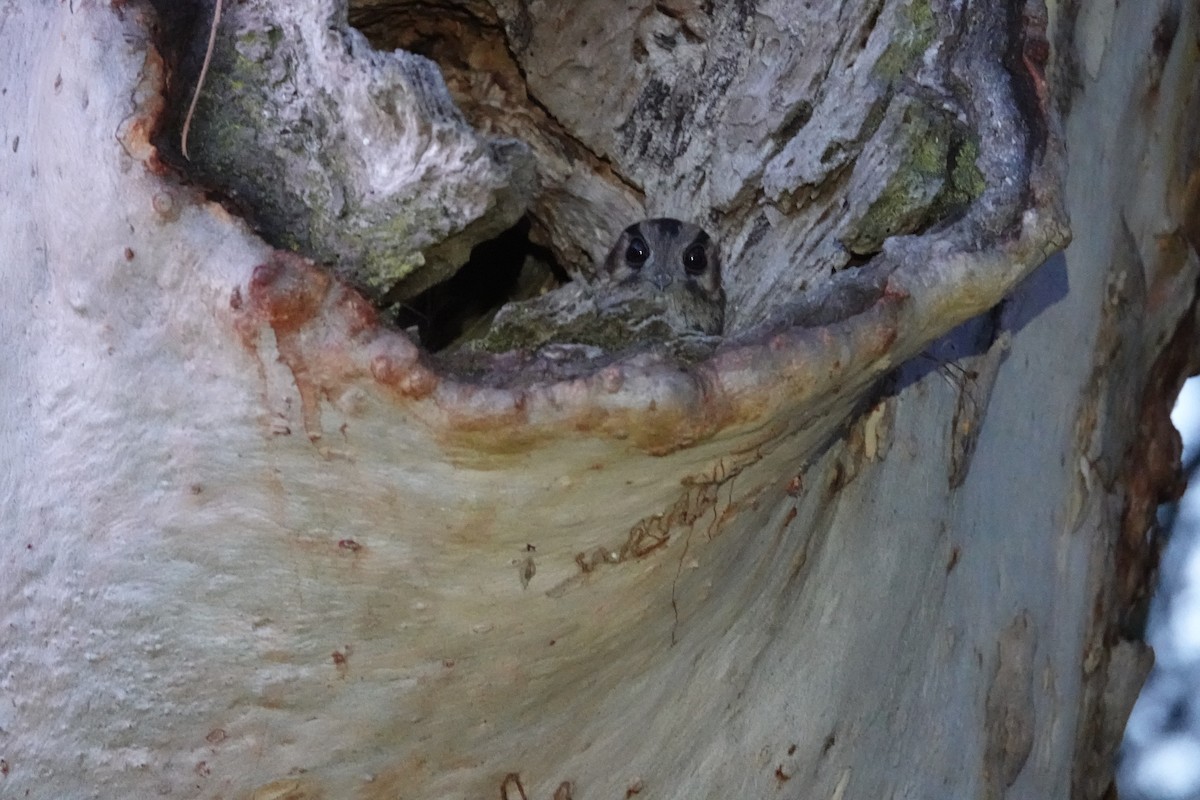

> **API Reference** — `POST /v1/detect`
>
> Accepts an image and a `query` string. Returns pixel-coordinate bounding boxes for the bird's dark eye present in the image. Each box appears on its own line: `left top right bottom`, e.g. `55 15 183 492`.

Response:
625 236 650 268
683 245 707 276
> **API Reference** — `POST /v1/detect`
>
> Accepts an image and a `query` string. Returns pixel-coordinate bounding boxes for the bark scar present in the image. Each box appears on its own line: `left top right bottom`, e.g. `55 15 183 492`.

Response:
983 611 1037 796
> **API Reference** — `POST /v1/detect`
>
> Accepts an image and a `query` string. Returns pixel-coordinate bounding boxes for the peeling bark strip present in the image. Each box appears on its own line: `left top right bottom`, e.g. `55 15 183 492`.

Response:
501 773 528 800
947 307 1013 488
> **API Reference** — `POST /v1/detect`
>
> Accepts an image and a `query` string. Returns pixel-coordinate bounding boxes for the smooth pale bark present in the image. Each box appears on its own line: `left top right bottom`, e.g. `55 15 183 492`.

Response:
0 2 1196 800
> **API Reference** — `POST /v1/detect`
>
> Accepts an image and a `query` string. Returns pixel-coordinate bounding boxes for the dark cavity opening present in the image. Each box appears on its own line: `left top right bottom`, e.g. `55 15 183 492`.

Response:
391 217 569 352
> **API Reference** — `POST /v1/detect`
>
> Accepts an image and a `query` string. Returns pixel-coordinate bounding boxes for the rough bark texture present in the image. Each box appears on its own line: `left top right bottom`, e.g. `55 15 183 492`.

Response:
0 1 1196 799
161 1 537 303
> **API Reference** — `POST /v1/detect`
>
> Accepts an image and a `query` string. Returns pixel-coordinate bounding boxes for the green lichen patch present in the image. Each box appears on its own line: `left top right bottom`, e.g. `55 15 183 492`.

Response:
841 100 983 255
941 137 986 215
873 0 937 85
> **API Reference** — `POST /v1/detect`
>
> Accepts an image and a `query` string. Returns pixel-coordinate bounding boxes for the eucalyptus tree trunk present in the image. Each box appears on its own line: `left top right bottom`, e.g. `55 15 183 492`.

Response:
1 1 1196 799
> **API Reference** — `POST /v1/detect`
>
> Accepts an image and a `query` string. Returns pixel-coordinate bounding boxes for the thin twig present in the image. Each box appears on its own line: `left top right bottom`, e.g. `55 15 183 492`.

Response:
181 0 223 160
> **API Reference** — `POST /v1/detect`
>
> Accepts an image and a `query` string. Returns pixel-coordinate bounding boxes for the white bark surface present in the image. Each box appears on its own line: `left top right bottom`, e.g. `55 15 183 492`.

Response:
0 1 1196 799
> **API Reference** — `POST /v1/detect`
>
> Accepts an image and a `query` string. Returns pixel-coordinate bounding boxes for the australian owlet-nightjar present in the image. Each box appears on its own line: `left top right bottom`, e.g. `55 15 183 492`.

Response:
454 217 726 356
599 218 725 336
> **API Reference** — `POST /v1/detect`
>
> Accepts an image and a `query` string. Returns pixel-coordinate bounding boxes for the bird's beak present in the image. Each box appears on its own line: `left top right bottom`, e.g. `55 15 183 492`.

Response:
649 271 673 291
